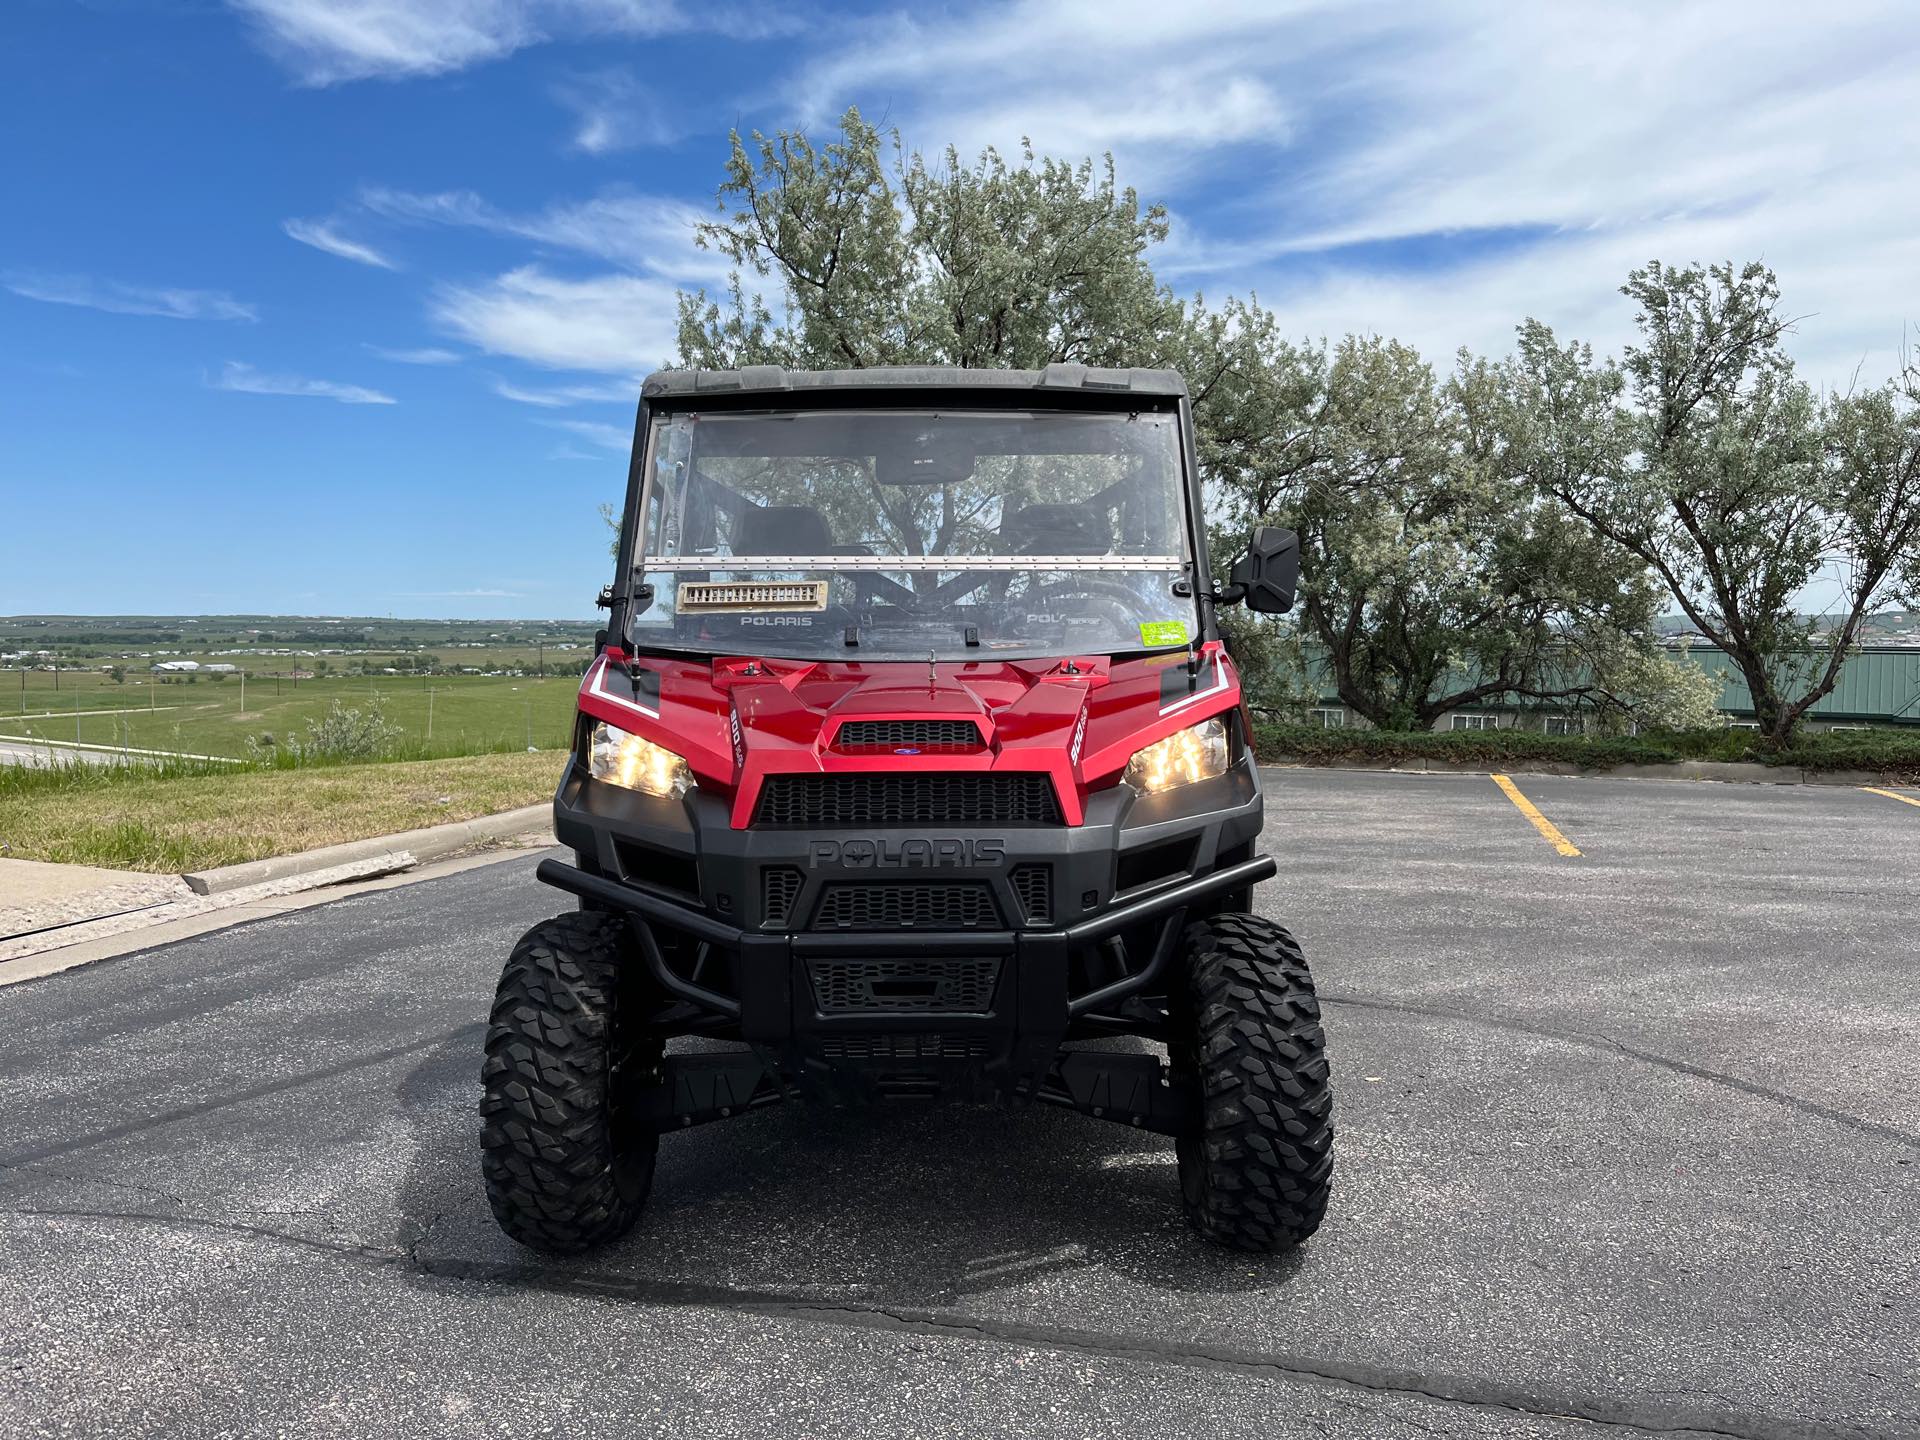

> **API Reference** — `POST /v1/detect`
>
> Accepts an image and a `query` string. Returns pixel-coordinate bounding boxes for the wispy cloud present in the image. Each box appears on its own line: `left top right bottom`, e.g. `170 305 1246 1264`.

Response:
231 0 550 85
432 267 679 373
397 587 526 598
229 0 786 86
4 272 257 322
365 343 462 364
492 376 637 406
284 216 396 269
357 183 720 376
359 184 723 282
212 361 397 405
797 0 1920 386
553 67 676 154
792 0 1300 190
541 417 632 452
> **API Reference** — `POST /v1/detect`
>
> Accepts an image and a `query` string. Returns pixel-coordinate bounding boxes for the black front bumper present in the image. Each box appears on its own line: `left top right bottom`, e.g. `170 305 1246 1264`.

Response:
539 852 1273 1132
539 748 1271 1127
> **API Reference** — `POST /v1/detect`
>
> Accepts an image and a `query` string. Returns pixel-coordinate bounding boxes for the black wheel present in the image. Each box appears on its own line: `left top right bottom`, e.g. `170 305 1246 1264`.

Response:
479 911 661 1254
1171 914 1334 1252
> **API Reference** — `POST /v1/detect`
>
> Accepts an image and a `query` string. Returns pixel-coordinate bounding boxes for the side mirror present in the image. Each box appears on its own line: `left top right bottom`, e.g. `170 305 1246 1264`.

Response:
1227 526 1299 614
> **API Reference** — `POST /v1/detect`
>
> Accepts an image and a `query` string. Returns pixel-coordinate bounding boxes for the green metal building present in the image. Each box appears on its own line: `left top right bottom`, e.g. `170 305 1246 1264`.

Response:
1681 646 1920 730
1298 643 1920 732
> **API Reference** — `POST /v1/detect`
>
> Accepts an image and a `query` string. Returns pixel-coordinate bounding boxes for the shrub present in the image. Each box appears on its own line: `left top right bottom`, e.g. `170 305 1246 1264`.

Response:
284 696 403 762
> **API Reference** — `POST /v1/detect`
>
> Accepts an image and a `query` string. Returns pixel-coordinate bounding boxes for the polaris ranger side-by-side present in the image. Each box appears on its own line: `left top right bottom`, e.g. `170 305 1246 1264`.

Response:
481 365 1333 1254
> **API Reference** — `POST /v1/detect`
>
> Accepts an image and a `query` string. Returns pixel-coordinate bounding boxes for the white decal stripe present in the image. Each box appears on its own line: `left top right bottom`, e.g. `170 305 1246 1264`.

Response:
585 655 660 720
1159 656 1229 716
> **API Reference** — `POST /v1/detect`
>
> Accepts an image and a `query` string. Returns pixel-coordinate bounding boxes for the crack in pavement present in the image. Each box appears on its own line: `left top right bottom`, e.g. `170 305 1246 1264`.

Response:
3 1205 1902 1440
0 1024 484 1172
1319 994 1920 1151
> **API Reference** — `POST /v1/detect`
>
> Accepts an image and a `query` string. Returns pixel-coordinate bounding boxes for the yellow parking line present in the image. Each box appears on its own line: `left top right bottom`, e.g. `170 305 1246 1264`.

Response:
1490 773 1582 857
1861 786 1920 810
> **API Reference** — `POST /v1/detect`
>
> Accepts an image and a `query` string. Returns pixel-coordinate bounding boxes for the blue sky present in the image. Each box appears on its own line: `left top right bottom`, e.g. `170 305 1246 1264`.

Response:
3 0 1917 620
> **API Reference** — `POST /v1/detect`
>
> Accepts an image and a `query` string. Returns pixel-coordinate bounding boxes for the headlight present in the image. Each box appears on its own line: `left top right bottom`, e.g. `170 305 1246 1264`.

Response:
1124 716 1229 794
589 721 692 798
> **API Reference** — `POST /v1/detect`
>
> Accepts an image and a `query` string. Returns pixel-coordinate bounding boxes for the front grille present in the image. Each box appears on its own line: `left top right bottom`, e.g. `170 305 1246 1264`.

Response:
834 719 983 751
754 773 1061 827
1008 864 1052 926
812 882 998 931
760 866 803 927
820 1034 988 1060
806 956 1002 1014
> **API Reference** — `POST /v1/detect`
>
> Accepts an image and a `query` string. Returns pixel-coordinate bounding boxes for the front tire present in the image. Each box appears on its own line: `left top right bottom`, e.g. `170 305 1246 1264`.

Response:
480 912 660 1254
1172 914 1334 1252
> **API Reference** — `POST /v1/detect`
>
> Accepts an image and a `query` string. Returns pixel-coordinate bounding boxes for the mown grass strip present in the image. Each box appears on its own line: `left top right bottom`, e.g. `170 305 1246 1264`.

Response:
0 751 564 872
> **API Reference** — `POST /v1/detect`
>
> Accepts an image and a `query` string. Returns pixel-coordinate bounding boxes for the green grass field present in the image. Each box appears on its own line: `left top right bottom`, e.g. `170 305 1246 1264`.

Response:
0 749 564 871
1 671 581 759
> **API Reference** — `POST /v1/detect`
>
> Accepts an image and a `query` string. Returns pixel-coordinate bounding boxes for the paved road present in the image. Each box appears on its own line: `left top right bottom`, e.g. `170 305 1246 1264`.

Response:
1 770 1915 1438
0 737 119 768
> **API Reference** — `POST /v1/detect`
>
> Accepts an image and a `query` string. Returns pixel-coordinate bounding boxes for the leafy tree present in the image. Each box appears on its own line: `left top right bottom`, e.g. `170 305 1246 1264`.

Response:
1599 643 1728 733
676 108 1189 374
1210 330 1667 730
662 113 1765 735
1504 261 1920 741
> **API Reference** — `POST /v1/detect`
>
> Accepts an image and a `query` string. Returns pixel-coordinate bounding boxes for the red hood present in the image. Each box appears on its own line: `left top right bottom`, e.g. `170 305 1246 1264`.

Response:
578 645 1238 827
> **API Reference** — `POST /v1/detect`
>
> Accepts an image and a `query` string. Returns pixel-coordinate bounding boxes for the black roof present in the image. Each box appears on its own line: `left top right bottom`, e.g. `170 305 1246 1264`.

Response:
640 363 1188 402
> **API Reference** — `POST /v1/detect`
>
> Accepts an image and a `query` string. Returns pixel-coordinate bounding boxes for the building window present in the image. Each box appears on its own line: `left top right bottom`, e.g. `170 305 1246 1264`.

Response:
1309 708 1345 729
1544 715 1584 737
1451 713 1497 732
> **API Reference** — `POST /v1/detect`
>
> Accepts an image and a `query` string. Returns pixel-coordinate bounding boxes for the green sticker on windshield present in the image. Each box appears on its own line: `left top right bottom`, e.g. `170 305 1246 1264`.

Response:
1138 620 1190 647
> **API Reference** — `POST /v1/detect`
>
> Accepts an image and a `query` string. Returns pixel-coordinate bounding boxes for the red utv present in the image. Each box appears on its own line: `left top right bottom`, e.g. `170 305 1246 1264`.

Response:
480 365 1332 1254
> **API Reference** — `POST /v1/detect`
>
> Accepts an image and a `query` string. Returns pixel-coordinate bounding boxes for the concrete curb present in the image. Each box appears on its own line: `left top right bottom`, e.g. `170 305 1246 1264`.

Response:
1 847 537 986
1260 756 1905 787
180 802 552 895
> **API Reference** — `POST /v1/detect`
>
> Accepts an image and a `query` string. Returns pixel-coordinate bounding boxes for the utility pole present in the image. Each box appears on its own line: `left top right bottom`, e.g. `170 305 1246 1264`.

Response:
538 639 545 678
239 668 246 714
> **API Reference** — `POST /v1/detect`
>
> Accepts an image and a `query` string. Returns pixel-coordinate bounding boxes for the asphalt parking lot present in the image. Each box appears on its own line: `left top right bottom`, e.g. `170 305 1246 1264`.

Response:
1 768 1915 1439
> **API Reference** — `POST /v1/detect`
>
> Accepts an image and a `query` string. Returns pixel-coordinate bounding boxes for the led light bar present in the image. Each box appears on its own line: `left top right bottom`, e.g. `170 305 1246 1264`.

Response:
677 580 829 611
642 555 1185 573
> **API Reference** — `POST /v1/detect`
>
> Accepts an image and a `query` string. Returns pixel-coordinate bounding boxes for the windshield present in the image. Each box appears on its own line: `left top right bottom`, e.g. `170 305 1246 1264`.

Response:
627 408 1198 661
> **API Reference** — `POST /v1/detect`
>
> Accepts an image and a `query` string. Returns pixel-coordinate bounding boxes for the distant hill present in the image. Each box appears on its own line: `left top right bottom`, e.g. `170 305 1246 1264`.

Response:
1656 611 1920 646
1 614 601 665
